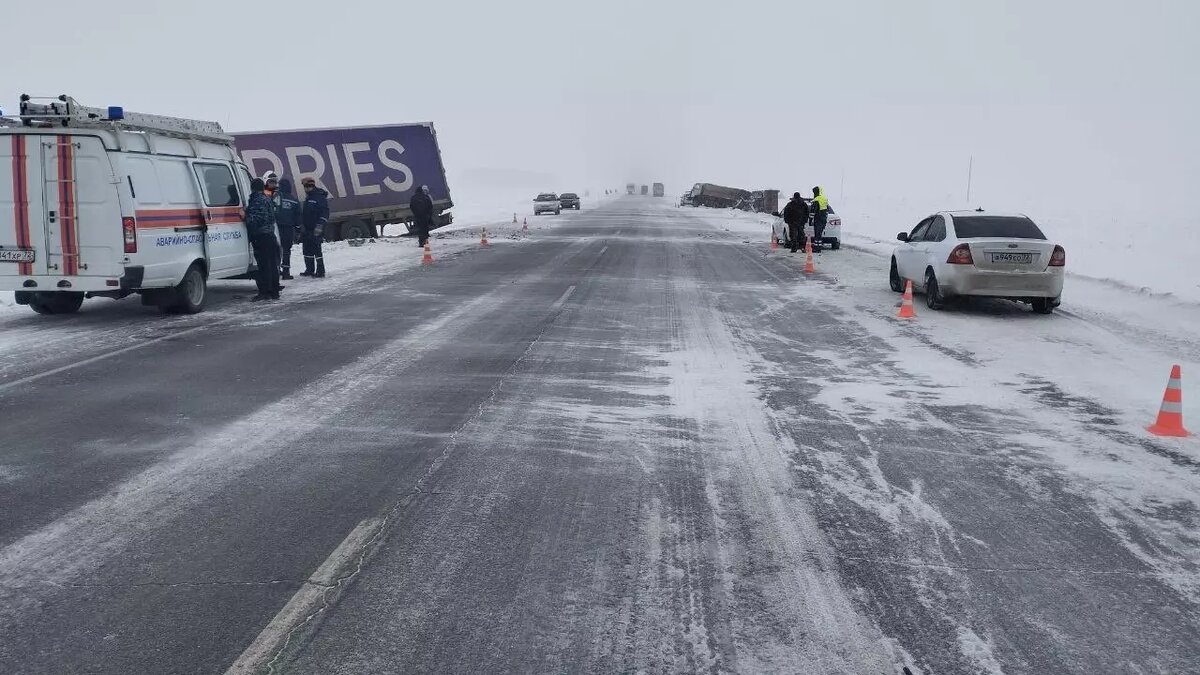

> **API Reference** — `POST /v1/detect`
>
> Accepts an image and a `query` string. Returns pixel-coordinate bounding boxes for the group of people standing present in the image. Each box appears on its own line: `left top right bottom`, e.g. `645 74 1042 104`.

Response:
780 186 830 253
244 173 330 302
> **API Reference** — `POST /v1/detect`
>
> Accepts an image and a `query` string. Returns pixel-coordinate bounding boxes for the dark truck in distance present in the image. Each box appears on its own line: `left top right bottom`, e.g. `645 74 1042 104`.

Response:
652 183 665 197
233 123 452 241
688 183 750 209
559 193 581 210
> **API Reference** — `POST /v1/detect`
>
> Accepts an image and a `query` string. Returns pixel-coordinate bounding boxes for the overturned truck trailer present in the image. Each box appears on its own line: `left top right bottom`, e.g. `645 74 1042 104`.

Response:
689 183 752 209
233 123 452 241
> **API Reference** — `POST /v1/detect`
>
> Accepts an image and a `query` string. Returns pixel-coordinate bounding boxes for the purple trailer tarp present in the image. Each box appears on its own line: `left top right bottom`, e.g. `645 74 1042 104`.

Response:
232 123 451 218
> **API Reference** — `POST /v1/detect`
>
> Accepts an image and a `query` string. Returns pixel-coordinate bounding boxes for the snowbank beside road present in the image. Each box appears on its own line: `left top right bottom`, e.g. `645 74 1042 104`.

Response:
690 199 1200 304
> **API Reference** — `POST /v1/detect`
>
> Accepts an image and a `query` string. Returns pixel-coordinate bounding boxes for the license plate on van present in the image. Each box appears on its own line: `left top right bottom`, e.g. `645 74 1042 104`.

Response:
990 252 1032 264
0 248 35 263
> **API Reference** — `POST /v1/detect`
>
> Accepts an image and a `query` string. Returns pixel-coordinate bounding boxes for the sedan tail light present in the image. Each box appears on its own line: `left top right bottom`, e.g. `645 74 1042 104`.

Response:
1049 245 1066 267
122 217 137 253
947 243 974 265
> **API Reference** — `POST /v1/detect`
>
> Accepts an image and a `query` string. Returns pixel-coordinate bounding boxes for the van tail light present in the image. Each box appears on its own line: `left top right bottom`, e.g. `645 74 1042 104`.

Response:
122 217 137 253
1049 245 1066 267
947 243 974 265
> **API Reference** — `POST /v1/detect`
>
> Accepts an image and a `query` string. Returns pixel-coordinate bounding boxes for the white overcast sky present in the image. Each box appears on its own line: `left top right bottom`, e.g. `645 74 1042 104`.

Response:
2 0 1196 215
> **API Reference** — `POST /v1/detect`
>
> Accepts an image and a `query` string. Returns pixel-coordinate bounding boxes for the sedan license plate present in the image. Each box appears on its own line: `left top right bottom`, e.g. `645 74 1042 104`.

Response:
990 252 1032 264
0 248 35 263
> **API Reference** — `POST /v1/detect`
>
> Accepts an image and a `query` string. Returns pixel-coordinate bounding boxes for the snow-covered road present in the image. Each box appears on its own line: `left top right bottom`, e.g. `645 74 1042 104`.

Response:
1 198 1197 674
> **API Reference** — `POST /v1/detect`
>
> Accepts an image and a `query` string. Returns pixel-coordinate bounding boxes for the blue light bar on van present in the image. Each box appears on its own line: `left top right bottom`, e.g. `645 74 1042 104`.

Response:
107 106 124 121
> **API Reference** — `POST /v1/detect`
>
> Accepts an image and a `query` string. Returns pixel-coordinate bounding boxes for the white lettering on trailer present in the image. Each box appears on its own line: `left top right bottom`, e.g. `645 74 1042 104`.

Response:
342 142 380 196
240 149 284 179
324 144 348 198
285 146 329 194
378 140 413 194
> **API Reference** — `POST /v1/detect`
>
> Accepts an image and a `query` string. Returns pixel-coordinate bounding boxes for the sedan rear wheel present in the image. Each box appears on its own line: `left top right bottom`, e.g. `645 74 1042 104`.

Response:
889 258 904 293
925 269 945 310
1031 298 1055 314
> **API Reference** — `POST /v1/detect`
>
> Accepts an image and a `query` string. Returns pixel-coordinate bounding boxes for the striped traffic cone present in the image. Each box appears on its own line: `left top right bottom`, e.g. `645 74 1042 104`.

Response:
897 280 916 319
804 239 816 274
522 218 528 233
1148 365 1191 437
770 231 778 251
421 241 433 265
481 227 490 247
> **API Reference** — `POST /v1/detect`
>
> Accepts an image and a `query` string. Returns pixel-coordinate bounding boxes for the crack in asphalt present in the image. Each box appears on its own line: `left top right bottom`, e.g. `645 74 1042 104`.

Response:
9 578 328 590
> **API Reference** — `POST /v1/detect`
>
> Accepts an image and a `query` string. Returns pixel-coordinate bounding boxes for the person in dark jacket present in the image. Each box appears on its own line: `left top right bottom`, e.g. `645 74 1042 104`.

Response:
409 185 434 247
275 178 302 280
300 177 329 278
811 186 829 247
246 178 281 301
780 192 811 253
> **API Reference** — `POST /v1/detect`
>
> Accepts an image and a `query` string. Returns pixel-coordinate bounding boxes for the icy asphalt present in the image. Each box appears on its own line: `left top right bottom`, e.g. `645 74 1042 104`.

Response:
0 198 1198 674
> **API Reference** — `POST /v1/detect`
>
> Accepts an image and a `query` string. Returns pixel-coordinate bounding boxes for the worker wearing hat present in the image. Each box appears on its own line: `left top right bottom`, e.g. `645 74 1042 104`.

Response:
300 177 329 278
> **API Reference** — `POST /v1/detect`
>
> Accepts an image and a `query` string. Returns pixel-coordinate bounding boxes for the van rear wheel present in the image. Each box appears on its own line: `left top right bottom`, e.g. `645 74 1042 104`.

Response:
29 292 84 315
164 263 207 314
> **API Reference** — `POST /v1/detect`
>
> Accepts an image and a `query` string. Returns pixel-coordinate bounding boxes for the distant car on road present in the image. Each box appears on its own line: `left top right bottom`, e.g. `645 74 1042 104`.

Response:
559 193 581 210
772 204 843 250
890 210 1065 313
534 193 561 216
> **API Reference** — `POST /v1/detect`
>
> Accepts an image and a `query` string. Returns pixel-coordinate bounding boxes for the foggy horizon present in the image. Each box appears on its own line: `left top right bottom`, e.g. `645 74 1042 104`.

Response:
3 0 1196 217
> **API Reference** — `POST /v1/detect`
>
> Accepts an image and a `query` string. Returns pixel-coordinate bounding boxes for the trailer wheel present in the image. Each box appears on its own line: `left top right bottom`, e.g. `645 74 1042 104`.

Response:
342 219 371 240
164 263 207 315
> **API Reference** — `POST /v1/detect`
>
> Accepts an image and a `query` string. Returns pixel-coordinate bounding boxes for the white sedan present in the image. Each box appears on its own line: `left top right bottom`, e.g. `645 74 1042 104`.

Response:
889 210 1066 313
771 205 843 250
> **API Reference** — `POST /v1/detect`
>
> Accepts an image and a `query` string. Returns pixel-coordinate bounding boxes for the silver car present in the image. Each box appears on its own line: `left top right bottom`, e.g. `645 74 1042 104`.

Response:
890 210 1066 313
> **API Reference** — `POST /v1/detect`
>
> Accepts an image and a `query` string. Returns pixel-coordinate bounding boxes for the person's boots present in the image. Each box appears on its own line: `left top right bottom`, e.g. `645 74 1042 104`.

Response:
315 257 326 278
301 256 315 277
281 267 293 281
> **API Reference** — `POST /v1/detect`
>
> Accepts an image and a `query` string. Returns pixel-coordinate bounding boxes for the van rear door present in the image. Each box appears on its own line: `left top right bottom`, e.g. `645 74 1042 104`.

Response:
0 134 47 277
39 134 121 277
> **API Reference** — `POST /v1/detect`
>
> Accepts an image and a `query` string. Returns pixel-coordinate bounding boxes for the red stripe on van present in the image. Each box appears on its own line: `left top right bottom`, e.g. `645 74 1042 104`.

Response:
10 136 32 275
57 137 81 276
134 207 245 228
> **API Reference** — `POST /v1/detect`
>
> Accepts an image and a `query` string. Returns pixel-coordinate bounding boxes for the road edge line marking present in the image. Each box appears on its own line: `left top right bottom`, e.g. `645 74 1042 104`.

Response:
551 285 576 310
223 517 385 675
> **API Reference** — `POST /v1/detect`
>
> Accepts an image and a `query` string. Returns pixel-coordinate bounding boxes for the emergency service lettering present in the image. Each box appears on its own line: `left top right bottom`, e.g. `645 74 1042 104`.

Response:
153 231 241 247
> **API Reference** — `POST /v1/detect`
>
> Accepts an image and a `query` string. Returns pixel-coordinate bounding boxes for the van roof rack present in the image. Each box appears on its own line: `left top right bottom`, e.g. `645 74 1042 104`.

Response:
6 94 233 145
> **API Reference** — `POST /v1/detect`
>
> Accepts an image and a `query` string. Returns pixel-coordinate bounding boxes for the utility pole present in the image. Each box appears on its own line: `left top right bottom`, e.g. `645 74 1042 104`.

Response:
966 156 974 205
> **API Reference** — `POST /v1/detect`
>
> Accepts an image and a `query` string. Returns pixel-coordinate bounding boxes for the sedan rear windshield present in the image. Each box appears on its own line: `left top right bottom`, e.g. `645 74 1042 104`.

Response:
536 194 557 200
953 216 1046 240
561 194 577 199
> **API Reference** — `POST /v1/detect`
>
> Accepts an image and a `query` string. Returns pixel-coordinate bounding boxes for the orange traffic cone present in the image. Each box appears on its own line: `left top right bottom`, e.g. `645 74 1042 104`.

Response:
1148 365 1191 437
770 231 778 251
421 241 433 265
804 239 816 274
897 280 916 319
522 218 528 233
480 227 490 247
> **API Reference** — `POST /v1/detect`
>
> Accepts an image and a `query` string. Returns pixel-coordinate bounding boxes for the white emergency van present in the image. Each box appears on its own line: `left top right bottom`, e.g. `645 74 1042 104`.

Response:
0 95 256 315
